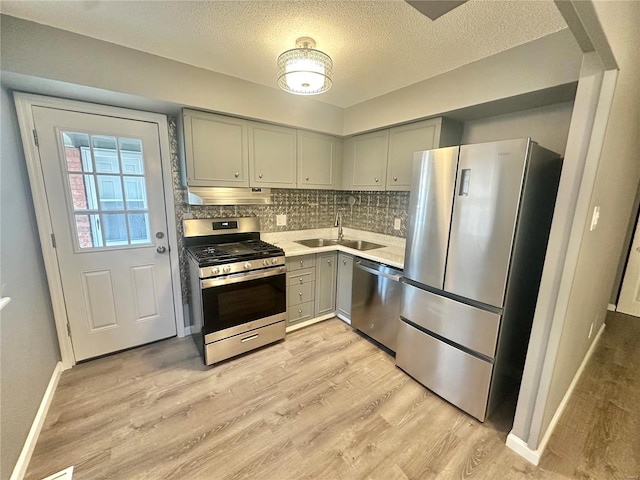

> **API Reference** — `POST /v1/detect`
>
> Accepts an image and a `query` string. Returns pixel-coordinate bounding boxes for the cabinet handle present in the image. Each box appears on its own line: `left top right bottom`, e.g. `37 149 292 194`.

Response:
343 260 347 265
299 292 303 297
300 260 304 266
375 177 379 182
234 172 239 178
259 173 263 178
305 176 309 181
327 260 331 265
299 278 303 284
298 309 302 314
393 176 398 181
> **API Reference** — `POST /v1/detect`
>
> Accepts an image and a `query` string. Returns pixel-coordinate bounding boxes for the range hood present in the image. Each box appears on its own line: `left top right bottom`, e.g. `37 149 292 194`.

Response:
187 187 271 206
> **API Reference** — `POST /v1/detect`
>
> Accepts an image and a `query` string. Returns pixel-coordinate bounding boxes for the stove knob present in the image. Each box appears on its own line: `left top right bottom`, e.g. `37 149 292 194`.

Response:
223 265 231 273
211 267 220 275
271 258 278 265
263 259 269 266
244 262 252 269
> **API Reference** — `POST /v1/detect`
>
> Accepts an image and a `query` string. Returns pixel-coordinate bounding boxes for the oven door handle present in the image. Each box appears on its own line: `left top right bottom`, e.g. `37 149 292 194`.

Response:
200 266 286 289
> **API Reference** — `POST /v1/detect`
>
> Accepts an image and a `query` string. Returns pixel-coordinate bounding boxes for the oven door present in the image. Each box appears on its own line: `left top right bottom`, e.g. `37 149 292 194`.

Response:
200 266 286 343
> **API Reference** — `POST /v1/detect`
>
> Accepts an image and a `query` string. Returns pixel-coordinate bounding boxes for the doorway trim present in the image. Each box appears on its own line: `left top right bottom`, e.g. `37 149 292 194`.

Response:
14 92 184 369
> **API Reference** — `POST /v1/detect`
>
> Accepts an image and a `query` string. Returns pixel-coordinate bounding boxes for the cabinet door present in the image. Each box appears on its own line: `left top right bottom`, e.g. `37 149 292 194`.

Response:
183 110 248 187
343 130 389 191
249 122 297 188
315 252 337 317
336 253 353 322
297 131 342 189
386 119 442 190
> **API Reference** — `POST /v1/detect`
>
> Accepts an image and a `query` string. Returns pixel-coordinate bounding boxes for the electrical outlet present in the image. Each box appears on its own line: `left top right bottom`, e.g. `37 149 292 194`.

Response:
394 218 401 231
588 322 594 339
590 205 600 231
276 214 287 226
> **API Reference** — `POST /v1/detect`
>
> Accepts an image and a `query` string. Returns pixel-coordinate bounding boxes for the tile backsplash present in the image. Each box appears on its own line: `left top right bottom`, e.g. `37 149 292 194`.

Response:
168 117 410 306
186 189 409 237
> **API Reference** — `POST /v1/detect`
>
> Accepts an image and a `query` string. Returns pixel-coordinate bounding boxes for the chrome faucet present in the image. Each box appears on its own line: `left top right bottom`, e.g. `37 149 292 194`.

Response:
335 210 343 241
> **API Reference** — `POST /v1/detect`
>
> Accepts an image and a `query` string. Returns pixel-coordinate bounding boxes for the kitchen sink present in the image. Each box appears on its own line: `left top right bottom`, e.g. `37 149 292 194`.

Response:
294 238 384 251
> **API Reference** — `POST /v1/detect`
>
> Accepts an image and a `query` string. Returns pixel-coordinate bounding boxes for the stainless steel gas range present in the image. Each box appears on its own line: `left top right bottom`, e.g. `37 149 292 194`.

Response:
184 217 286 365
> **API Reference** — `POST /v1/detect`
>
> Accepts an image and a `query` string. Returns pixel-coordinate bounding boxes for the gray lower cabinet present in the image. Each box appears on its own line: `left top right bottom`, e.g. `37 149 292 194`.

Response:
286 252 337 326
336 252 353 322
286 255 315 326
315 252 337 317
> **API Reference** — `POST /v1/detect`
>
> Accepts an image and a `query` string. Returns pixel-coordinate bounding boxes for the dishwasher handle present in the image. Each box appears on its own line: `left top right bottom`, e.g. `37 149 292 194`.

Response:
355 260 402 282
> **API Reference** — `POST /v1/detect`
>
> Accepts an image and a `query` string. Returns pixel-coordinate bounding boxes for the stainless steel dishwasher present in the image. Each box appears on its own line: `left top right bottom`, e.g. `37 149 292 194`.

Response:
351 258 403 352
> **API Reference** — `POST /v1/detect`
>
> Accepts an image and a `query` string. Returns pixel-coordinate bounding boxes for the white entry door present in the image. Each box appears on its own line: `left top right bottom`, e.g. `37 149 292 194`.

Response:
618 215 640 317
32 106 177 361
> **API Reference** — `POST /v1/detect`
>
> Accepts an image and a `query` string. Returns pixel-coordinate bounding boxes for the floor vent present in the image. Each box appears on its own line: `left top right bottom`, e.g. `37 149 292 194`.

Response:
40 466 73 480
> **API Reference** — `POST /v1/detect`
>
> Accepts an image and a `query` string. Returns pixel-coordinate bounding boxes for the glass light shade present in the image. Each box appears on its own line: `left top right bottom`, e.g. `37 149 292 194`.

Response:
277 46 333 95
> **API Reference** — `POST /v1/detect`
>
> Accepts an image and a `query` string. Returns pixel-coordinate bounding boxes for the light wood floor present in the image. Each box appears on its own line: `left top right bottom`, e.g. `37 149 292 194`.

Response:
26 313 638 480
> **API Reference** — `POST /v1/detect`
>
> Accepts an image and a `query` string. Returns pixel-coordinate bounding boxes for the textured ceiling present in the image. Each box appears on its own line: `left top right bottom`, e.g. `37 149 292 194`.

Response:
0 0 567 108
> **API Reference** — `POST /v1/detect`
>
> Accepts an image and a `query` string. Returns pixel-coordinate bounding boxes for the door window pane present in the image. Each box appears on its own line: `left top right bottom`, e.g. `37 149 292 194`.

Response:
128 213 150 244
120 138 144 174
123 176 147 210
93 136 120 173
63 133 91 172
103 213 128 246
62 131 153 249
97 175 125 210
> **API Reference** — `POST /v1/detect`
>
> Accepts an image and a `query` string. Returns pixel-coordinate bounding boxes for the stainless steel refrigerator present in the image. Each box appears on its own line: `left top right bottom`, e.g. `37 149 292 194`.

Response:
396 138 562 421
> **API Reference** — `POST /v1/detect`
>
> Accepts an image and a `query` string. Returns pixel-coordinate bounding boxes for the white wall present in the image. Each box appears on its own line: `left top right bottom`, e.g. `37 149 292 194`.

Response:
343 30 582 135
0 15 344 135
0 15 583 139
461 102 574 156
0 87 61 480
538 0 640 440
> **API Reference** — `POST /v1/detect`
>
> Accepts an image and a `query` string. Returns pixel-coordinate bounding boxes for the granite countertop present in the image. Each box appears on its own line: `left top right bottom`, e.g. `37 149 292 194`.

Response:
262 227 405 269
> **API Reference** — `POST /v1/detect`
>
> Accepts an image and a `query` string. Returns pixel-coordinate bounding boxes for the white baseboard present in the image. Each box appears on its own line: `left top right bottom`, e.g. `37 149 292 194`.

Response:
285 313 335 333
183 325 193 336
335 312 351 325
607 303 616 311
506 322 606 465
10 361 63 480
506 433 542 465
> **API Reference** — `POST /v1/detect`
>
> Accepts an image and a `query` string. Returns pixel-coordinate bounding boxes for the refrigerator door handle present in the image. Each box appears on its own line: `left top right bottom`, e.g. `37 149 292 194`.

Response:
459 168 471 196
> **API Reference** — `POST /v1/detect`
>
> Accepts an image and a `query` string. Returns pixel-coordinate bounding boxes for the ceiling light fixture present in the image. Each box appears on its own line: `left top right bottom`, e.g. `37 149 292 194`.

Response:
277 37 333 96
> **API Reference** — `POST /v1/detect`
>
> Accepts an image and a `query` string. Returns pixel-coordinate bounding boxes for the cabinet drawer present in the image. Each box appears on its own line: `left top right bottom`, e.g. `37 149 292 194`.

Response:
287 268 314 286
288 301 314 325
287 255 316 271
401 283 501 358
287 282 315 306
396 321 493 421
204 320 285 365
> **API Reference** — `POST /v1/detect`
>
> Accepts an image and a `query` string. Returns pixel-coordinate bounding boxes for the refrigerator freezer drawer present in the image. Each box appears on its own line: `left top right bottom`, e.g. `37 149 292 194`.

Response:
396 320 493 421
401 283 501 358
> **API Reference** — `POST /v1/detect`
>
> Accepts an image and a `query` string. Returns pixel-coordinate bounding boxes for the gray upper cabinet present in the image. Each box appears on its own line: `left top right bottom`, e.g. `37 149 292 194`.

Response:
249 122 297 188
342 129 389 191
386 118 462 190
297 131 342 190
343 117 462 192
315 251 337 317
182 109 248 187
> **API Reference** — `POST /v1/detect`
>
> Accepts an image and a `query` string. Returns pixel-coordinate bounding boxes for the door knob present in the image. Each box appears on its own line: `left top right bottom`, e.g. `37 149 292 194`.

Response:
156 246 167 254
